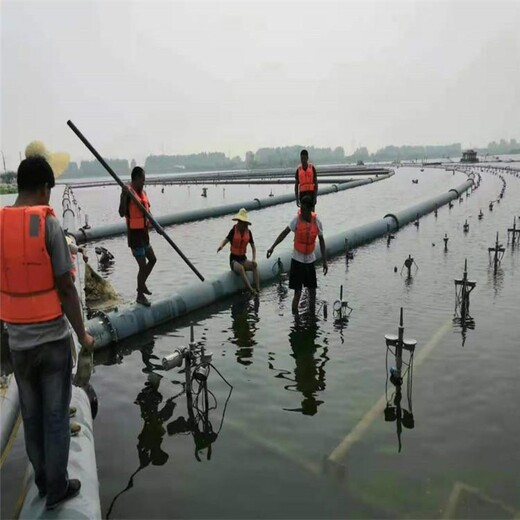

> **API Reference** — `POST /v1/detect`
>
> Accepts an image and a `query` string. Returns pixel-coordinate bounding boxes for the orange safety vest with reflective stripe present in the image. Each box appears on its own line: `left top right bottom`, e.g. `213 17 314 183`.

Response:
230 225 250 256
0 206 63 324
294 212 319 255
298 163 315 193
127 187 151 230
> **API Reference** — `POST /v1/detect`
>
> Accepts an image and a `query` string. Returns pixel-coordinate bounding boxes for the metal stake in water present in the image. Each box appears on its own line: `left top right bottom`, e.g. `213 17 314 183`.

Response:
443 233 449 252
507 217 520 247
454 259 476 319
488 232 505 275
396 308 404 380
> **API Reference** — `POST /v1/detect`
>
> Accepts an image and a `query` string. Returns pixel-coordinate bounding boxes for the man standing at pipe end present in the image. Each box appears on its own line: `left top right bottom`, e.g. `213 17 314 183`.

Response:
266 195 328 313
0 156 95 510
294 149 318 209
119 166 157 306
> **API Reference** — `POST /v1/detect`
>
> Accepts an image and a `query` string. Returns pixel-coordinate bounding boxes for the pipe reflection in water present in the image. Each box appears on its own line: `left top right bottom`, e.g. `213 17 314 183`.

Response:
229 295 260 366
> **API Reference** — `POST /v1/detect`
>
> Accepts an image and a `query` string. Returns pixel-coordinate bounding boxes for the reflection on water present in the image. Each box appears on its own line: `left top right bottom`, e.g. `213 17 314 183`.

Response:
106 338 226 518
453 316 476 347
135 373 175 468
270 312 329 416
487 267 505 298
106 376 174 518
229 295 260 366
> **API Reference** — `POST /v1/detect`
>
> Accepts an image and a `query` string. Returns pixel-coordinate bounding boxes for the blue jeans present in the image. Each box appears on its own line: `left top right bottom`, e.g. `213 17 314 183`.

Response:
10 336 73 503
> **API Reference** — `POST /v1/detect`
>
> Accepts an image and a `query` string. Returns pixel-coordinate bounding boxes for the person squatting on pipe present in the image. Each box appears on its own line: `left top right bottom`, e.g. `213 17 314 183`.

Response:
119 166 157 306
0 154 95 511
266 195 328 314
217 208 260 295
295 149 318 209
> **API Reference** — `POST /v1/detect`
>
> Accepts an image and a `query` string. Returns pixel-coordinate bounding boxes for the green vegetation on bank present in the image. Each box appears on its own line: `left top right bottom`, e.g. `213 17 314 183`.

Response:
49 137 518 178
0 171 17 194
0 184 17 195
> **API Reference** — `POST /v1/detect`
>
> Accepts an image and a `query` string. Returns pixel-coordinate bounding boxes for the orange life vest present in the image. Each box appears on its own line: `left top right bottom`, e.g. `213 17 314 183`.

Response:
0 206 63 324
298 163 315 193
127 187 151 230
294 212 319 255
230 225 250 256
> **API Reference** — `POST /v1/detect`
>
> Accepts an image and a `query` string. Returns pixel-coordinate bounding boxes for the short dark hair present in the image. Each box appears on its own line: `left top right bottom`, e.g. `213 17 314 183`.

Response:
300 194 313 207
300 149 309 158
17 156 55 192
131 166 145 181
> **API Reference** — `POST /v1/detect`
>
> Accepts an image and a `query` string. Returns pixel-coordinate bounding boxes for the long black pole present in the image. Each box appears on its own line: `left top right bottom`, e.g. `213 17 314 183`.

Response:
67 120 205 282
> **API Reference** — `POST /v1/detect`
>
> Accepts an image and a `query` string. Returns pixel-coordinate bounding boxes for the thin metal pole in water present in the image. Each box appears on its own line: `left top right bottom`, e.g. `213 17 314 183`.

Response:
396 308 404 379
67 120 205 282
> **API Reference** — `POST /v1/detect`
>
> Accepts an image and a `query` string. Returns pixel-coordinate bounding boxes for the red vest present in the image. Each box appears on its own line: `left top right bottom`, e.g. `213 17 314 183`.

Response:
298 163 315 193
230 225 250 256
294 212 319 255
127 187 151 230
0 206 63 324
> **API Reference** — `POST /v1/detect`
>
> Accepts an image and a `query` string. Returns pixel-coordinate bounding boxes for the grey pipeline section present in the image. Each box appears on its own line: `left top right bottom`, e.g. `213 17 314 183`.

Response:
72 172 394 244
86 178 473 349
19 386 101 520
0 375 20 462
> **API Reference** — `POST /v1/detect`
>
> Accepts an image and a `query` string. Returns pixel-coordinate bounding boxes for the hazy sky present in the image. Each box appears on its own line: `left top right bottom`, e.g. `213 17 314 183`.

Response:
1 0 519 166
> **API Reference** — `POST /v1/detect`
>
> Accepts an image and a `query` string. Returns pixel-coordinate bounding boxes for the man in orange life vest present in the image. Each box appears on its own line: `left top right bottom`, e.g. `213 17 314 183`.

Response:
294 149 318 208
217 208 260 294
0 156 95 510
119 166 157 306
267 195 328 313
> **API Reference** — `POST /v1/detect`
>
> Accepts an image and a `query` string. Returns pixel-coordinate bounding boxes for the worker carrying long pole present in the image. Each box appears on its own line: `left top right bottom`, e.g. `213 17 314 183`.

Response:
67 120 205 285
119 166 157 306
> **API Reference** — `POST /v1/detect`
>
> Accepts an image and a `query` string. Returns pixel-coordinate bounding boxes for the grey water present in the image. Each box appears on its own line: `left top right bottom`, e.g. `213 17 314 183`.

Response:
2 164 520 518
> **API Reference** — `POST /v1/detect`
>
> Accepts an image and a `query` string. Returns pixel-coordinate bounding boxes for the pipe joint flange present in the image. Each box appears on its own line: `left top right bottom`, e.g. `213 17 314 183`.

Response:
63 207 75 219
448 188 460 198
383 213 400 230
90 310 118 344
253 198 262 208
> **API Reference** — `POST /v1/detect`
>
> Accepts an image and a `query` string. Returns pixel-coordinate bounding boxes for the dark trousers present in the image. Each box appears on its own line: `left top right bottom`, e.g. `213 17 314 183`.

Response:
10 336 73 503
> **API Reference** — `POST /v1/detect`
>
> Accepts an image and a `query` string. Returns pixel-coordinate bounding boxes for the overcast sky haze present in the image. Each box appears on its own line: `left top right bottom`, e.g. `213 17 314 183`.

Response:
1 0 519 167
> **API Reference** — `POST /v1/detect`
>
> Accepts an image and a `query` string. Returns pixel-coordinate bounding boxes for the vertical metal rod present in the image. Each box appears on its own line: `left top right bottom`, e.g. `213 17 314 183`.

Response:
396 308 404 380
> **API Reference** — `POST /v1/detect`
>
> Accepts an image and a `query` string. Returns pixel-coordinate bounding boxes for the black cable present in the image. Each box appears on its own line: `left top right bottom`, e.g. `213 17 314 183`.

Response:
209 363 233 434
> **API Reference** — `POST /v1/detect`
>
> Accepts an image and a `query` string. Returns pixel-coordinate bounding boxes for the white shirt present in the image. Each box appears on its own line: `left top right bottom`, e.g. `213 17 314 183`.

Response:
289 215 323 264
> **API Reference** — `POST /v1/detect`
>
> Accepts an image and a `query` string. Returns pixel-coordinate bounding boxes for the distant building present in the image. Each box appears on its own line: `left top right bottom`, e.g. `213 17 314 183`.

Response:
461 150 479 163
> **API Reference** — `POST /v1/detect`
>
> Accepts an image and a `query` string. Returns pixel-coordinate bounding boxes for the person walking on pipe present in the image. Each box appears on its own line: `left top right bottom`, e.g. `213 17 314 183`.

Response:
0 155 95 510
217 208 260 295
267 195 328 313
294 149 318 208
119 166 157 306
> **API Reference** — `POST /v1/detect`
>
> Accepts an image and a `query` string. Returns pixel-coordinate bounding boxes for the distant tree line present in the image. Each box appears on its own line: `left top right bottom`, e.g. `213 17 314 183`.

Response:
61 159 130 179
58 138 519 178
144 152 242 173
1 171 17 183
